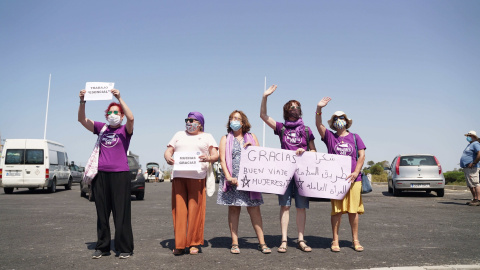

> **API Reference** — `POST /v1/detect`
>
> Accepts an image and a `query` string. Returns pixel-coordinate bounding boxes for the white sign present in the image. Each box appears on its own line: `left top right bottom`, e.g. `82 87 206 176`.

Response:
237 146 352 200
173 152 201 171
84 82 114 101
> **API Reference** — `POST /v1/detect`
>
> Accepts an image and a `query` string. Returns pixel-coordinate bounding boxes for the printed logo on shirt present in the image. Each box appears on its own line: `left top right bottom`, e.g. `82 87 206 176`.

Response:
284 129 302 147
101 133 120 148
334 142 354 157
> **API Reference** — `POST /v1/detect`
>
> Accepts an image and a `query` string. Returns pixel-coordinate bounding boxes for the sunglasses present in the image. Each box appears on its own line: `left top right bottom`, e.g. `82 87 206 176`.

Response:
333 116 345 121
107 111 120 115
185 118 197 123
289 106 301 110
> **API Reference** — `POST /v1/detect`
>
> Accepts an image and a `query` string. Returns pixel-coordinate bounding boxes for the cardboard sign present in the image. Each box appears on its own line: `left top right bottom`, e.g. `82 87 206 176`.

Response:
236 146 300 195
294 151 352 200
173 151 201 171
84 82 114 101
237 146 352 200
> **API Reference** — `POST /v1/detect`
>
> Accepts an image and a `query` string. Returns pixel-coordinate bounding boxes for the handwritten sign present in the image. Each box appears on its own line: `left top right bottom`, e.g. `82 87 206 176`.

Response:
173 151 201 171
236 146 300 195
294 151 352 200
237 146 352 200
84 82 114 101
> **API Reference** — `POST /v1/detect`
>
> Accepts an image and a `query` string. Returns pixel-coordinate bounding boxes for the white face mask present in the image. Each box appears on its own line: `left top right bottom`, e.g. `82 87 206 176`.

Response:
107 114 122 126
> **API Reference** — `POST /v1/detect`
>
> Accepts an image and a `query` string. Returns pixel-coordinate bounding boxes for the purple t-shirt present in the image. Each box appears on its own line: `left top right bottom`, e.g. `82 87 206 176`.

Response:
94 121 132 172
322 129 366 182
274 121 315 151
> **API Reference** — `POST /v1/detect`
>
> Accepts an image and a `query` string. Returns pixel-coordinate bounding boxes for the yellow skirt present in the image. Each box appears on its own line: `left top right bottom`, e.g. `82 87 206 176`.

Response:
331 181 364 215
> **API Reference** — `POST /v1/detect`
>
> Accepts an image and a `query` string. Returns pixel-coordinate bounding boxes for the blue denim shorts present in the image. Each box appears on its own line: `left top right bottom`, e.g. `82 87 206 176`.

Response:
277 179 309 209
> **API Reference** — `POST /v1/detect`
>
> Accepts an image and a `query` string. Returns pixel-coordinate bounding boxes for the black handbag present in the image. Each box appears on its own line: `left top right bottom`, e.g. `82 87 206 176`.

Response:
353 134 372 194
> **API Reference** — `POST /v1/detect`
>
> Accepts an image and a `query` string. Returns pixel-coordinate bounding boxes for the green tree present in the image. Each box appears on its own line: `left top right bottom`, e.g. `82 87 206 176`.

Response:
370 164 384 175
367 161 375 166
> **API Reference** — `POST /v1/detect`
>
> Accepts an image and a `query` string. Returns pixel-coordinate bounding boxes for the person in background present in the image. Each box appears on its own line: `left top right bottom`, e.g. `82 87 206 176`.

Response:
78 89 135 259
315 97 366 252
460 131 480 206
164 112 219 255
260 85 317 253
217 110 271 254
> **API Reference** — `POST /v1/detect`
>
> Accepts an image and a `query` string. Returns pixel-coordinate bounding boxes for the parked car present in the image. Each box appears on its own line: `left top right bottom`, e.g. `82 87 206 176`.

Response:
143 162 163 182
69 162 83 183
387 154 445 197
80 151 146 200
0 139 72 194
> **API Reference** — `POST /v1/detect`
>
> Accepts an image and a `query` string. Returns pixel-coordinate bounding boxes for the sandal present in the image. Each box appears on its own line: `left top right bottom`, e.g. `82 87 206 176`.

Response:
172 249 184 255
352 240 364 252
297 240 312 252
331 241 340 252
277 240 287 253
230 244 240 254
189 247 199 255
258 244 271 254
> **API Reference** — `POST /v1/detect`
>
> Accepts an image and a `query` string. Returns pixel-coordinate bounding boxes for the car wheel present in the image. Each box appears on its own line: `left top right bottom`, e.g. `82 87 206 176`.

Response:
80 182 86 197
392 184 400 196
65 177 72 190
436 189 445 197
135 191 145 200
4 188 14 194
388 185 393 193
47 178 56 193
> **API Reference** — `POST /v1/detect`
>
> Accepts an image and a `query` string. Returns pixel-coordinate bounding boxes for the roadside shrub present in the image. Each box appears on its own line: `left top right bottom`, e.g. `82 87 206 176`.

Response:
370 164 384 175
372 174 387 182
443 171 465 184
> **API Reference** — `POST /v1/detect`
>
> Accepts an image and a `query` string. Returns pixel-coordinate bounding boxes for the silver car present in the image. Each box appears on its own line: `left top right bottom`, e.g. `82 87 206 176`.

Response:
387 154 445 197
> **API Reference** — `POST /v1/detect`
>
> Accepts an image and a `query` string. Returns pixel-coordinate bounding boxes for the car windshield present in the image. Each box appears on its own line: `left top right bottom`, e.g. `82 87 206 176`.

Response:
399 156 437 166
127 156 138 168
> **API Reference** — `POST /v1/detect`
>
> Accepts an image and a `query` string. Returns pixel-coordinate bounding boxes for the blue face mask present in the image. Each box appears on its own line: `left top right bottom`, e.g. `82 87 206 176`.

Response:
230 120 242 131
467 136 473 142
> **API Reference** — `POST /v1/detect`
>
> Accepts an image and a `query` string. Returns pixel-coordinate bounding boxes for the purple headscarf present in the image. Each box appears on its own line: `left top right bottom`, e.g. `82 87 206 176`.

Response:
188 112 205 130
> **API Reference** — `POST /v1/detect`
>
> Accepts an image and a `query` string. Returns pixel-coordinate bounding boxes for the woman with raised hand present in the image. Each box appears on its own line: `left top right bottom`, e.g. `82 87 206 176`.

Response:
217 110 271 254
78 89 135 259
260 85 317 253
315 97 366 252
164 112 219 255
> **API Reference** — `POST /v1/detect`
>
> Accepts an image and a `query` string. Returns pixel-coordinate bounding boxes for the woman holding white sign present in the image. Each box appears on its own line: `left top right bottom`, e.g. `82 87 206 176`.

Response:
164 112 219 255
217 110 271 254
260 85 317 253
78 89 135 259
315 97 366 252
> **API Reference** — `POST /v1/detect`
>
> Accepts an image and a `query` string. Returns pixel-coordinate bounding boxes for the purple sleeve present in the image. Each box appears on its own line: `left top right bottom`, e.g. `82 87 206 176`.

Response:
307 127 315 141
273 122 283 136
322 129 333 144
93 121 105 135
355 133 366 151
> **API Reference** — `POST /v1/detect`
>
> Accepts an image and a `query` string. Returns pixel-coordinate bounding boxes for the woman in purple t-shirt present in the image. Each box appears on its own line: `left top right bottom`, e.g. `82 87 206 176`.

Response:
78 89 135 259
261 85 317 253
315 97 366 253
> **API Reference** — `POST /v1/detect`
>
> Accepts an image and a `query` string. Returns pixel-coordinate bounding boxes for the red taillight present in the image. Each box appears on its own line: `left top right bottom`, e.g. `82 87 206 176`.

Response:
434 156 442 175
0 169 2 179
45 169 49 179
395 158 401 175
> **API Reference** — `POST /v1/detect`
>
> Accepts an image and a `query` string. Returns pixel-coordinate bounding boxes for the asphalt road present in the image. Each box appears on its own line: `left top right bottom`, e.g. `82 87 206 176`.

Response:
0 182 479 270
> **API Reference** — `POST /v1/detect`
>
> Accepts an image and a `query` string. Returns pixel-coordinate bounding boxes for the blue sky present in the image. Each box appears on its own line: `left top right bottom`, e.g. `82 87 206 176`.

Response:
1 0 479 171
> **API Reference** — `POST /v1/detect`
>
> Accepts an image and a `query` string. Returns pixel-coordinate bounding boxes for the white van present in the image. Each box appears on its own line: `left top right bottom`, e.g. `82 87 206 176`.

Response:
0 139 72 194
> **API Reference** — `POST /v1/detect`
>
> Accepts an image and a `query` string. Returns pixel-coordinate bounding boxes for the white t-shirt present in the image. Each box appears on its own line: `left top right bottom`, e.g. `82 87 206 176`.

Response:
168 131 218 179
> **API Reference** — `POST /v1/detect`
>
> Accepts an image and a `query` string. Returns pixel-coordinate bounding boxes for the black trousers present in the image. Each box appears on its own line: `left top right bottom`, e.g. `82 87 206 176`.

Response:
92 171 134 253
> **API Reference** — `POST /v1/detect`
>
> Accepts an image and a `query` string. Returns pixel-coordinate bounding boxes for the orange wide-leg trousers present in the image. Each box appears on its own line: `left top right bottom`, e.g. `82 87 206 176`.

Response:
171 177 206 249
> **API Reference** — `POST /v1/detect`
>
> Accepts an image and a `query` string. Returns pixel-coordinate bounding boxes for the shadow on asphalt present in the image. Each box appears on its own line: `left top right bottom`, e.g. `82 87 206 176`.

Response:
1 189 69 195
381 191 438 197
